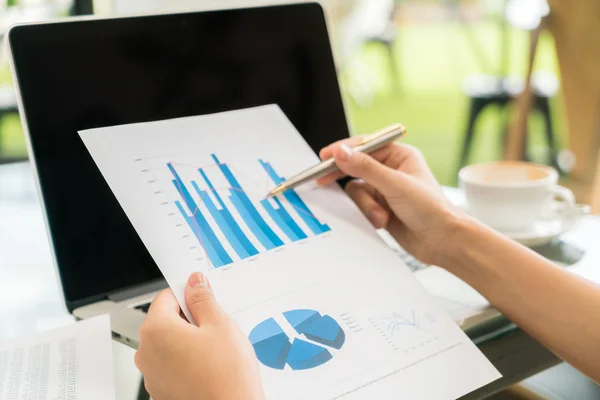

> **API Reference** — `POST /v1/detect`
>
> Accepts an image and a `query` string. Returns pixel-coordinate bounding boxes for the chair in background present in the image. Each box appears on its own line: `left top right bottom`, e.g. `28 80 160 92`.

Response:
363 1 401 93
458 72 560 171
336 0 398 106
71 0 92 14
455 0 561 173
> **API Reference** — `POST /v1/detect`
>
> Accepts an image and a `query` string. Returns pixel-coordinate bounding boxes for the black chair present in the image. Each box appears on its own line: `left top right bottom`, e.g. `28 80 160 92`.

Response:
457 72 560 173
450 0 560 173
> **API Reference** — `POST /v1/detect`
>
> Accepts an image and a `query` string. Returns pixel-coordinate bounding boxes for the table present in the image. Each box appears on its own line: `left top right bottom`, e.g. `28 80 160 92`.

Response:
1 162 598 399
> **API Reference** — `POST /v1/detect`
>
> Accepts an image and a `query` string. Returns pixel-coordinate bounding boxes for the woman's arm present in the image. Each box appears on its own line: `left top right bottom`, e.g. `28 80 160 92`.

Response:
446 218 600 383
319 139 600 383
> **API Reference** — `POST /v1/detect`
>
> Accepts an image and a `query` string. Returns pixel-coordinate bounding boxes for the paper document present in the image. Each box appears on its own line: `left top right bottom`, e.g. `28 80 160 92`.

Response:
79 105 500 399
0 315 115 400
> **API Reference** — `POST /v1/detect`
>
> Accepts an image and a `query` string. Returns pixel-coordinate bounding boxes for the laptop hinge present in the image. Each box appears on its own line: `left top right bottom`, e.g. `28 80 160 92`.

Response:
107 279 168 303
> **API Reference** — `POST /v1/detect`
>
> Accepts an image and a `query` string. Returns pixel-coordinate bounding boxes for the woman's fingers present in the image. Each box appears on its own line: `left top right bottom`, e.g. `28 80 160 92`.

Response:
345 180 390 229
185 272 223 327
318 137 394 186
318 137 364 186
315 170 346 186
319 136 364 161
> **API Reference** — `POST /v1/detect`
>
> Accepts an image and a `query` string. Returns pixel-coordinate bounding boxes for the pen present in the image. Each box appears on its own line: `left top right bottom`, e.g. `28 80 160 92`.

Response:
267 123 406 197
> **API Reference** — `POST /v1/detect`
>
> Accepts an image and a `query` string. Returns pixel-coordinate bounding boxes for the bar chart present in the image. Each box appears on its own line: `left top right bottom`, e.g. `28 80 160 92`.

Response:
169 154 331 268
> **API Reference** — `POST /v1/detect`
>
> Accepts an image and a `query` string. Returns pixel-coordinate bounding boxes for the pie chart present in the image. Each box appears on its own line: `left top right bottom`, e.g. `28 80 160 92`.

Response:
249 309 345 370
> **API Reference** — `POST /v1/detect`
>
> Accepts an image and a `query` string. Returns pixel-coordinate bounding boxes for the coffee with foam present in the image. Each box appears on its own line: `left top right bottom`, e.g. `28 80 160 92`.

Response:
459 162 574 232
461 162 552 185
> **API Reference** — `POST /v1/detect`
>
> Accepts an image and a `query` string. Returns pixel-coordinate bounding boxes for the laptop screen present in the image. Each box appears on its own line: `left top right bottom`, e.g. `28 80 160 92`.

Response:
8 3 349 310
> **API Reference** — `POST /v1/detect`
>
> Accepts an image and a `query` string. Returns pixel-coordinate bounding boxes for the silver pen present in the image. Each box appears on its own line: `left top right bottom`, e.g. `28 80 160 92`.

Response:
267 123 406 197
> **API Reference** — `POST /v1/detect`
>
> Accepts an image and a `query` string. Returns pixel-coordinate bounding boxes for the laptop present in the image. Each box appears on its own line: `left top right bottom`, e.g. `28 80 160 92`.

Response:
6 3 352 348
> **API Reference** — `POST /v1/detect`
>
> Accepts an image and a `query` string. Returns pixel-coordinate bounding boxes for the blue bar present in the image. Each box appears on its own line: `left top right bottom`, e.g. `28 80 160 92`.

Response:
260 159 285 185
283 190 331 235
198 169 258 256
211 154 283 250
230 191 282 250
174 201 225 268
199 169 226 207
259 160 331 235
261 199 298 241
260 198 307 242
213 154 243 189
168 163 233 267
191 181 257 260
198 170 259 257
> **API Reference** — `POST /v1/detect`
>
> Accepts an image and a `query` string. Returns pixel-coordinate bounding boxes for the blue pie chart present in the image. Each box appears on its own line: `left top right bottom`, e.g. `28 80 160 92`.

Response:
249 309 345 370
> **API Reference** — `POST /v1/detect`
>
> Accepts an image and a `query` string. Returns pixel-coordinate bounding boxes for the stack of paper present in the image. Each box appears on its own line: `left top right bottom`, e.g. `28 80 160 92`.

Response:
0 316 115 400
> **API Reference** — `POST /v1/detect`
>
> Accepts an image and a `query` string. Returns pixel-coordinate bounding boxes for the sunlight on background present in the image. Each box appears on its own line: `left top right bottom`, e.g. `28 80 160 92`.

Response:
0 0 564 186
342 24 562 185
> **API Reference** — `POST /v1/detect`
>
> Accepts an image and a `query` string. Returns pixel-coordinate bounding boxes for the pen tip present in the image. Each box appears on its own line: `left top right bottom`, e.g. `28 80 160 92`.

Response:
267 184 285 198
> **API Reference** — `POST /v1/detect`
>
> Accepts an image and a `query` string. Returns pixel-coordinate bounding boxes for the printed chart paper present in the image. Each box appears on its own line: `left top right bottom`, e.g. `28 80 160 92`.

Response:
79 105 500 399
0 315 115 400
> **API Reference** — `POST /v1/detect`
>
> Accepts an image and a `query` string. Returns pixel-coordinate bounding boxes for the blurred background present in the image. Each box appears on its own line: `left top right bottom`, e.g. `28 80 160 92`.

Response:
2 2 600 399
0 0 578 189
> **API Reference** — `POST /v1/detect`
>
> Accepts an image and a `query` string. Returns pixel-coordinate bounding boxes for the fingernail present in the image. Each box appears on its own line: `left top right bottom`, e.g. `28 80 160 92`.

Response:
188 272 208 288
337 144 353 161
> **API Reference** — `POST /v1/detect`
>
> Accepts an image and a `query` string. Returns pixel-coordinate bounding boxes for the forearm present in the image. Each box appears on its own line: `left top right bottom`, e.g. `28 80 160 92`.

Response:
441 218 600 383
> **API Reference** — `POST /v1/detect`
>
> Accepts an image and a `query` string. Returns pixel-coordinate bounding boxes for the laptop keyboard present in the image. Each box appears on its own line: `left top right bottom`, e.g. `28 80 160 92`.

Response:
377 230 428 272
398 251 429 272
135 303 151 313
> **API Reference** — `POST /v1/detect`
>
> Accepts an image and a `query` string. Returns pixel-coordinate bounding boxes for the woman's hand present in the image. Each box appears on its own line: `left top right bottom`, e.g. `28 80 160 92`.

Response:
320 138 600 384
135 272 265 400
318 138 465 266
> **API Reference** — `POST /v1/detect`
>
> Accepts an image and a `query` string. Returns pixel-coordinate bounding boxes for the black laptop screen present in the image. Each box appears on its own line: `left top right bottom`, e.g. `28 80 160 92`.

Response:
9 3 349 310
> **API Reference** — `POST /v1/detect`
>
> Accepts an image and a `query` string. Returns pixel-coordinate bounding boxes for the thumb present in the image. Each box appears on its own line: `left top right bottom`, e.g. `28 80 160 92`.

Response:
185 272 221 326
333 144 402 196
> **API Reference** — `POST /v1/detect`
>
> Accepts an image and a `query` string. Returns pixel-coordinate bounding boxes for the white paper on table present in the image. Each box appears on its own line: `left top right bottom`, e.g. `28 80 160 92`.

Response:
0 315 115 400
79 105 501 399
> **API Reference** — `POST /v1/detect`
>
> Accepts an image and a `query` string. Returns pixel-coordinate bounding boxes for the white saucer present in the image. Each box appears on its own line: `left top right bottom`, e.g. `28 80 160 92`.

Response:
460 204 590 247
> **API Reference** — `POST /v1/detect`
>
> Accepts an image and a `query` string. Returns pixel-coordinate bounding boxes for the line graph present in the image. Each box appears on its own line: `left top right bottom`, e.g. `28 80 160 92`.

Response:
379 310 433 336
159 153 331 268
369 310 439 353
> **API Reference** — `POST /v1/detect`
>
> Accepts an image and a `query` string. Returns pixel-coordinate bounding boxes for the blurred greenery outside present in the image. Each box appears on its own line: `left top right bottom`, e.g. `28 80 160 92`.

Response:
0 20 563 186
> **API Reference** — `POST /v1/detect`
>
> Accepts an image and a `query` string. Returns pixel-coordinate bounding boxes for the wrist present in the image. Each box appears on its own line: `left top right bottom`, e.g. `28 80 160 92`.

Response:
434 212 489 274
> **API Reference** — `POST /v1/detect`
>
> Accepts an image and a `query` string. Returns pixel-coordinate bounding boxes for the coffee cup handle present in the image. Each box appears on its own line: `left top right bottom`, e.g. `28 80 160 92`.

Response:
541 185 576 221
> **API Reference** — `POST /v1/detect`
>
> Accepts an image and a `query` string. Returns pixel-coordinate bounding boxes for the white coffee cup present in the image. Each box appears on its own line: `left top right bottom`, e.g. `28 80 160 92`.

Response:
459 161 575 233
